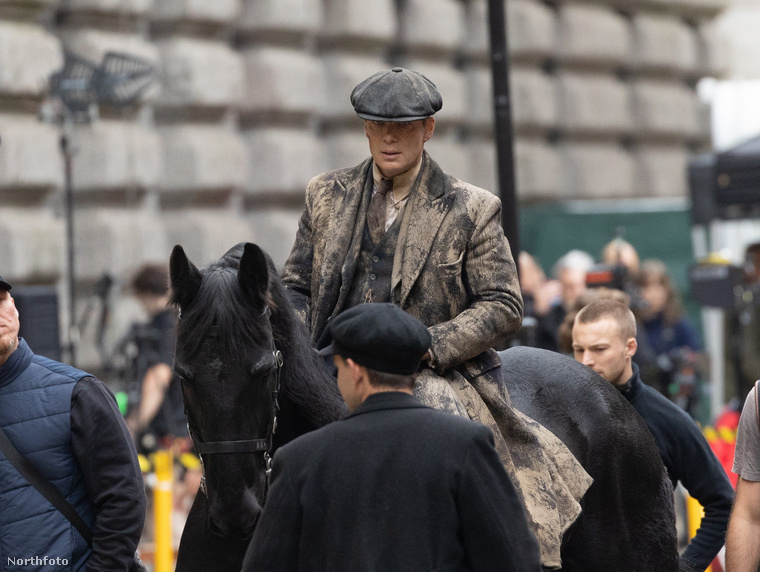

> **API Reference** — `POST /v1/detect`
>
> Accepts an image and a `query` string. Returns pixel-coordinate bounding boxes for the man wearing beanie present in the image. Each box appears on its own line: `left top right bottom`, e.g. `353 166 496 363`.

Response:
242 303 542 572
281 68 590 567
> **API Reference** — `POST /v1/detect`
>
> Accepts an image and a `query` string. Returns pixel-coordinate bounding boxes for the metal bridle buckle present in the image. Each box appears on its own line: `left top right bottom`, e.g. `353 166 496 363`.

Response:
199 456 207 496
264 451 273 478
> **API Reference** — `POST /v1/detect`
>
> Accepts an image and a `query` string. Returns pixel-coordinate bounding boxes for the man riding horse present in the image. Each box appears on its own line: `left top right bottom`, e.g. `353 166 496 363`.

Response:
281 67 591 569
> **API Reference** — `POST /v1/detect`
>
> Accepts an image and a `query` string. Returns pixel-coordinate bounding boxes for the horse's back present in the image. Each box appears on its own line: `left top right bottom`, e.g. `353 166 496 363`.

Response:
502 346 639 460
500 346 678 572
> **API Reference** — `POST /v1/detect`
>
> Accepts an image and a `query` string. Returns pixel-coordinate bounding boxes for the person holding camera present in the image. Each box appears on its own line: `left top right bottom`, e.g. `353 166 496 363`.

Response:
125 264 186 451
635 259 702 412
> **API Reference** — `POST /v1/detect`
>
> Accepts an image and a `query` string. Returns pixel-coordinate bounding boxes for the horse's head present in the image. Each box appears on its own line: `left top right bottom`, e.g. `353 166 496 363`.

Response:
170 242 280 539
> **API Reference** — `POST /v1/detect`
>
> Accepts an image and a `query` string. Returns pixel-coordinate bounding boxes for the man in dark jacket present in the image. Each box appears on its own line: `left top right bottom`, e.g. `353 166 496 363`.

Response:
242 303 541 572
125 263 186 452
0 275 145 570
572 299 734 572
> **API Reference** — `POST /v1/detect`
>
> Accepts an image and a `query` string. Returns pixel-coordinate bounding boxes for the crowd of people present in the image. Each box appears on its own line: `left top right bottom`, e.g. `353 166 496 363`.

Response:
519 240 705 416
4 64 760 572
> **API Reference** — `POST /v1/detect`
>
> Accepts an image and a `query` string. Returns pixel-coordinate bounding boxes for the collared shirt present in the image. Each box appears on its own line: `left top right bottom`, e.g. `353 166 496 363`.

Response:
372 157 422 231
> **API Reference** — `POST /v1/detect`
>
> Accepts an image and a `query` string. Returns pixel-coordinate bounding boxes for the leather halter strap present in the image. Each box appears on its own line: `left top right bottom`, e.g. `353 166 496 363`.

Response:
182 305 283 497
193 438 270 455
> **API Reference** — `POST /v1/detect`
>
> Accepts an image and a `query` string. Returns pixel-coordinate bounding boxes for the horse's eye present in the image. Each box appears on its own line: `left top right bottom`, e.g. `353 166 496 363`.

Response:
250 357 277 379
175 366 192 384
250 364 275 379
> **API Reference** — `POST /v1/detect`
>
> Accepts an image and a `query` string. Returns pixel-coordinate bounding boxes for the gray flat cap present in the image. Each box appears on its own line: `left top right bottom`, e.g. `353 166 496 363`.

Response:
350 67 442 122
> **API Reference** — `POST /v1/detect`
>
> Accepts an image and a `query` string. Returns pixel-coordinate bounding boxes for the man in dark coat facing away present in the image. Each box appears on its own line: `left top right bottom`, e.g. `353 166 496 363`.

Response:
242 303 542 572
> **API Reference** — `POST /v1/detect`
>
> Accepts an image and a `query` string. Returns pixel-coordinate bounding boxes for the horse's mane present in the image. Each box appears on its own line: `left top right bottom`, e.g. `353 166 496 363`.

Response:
172 260 270 362
265 256 347 427
172 244 345 428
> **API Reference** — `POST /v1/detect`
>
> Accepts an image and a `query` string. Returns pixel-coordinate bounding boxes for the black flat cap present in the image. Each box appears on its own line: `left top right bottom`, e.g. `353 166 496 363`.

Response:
0 275 11 291
350 67 443 122
318 303 431 375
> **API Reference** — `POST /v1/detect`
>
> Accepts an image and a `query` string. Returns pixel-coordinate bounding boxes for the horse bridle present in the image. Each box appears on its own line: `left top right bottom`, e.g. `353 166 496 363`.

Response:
183 306 284 497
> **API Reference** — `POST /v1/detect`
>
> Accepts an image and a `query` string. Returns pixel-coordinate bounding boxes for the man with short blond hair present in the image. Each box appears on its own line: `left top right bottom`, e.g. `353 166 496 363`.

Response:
572 299 733 572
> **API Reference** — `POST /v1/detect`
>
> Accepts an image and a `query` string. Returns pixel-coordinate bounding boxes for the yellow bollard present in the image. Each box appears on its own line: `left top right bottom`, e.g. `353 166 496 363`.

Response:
686 495 712 572
153 450 174 572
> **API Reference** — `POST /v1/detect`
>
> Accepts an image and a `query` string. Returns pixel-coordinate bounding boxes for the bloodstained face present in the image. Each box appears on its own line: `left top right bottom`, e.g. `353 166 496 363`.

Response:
364 118 435 179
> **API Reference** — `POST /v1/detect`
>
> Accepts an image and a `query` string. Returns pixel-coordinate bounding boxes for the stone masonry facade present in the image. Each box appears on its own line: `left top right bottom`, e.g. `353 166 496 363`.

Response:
0 0 727 367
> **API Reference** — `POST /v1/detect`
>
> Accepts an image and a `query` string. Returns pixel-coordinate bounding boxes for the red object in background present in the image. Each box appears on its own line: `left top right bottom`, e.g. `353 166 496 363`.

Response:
707 409 741 489
699 409 738 572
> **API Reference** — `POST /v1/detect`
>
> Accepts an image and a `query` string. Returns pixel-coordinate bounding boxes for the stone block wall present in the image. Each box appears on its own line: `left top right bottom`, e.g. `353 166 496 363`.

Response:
0 0 728 368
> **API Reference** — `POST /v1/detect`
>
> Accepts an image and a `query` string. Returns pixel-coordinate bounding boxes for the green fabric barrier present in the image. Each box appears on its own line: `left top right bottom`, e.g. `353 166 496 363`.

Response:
518 201 701 341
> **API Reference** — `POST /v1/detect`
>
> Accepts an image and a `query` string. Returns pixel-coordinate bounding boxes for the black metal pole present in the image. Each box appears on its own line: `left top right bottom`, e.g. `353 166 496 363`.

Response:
61 128 77 367
487 0 520 261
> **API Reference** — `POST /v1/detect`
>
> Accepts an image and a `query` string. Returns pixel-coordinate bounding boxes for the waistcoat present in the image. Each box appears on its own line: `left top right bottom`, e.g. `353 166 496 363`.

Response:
347 214 402 307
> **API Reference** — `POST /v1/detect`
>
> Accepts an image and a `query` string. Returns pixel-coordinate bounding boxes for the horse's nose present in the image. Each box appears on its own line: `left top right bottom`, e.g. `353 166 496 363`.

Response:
208 490 262 539
208 513 259 539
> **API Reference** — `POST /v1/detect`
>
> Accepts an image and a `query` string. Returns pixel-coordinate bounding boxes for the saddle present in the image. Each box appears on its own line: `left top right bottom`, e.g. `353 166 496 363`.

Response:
414 361 592 570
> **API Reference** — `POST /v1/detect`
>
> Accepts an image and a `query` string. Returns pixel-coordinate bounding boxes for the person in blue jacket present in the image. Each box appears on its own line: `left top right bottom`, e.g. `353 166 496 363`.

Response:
0 274 145 570
572 298 734 572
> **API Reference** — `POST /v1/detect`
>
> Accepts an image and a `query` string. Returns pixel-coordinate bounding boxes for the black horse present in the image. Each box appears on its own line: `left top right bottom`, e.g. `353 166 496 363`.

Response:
502 346 681 572
170 242 346 571
171 242 679 571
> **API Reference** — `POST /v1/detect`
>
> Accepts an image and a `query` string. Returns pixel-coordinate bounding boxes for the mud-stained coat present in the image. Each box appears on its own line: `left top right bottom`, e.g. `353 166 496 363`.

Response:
281 151 592 569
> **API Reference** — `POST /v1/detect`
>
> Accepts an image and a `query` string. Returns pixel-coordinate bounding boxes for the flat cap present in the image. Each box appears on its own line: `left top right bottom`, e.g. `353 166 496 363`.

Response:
318 303 431 375
0 275 11 291
350 67 442 122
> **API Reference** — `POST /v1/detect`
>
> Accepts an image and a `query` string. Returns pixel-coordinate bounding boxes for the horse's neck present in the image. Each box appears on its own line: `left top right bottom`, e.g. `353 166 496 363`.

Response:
271 305 346 429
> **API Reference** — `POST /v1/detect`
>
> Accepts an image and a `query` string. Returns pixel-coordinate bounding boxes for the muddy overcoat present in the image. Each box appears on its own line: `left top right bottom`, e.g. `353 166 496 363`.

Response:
281 151 591 569
282 151 522 375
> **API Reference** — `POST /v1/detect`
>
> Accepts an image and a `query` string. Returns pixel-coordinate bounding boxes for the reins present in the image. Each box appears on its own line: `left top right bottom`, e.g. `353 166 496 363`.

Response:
181 305 284 497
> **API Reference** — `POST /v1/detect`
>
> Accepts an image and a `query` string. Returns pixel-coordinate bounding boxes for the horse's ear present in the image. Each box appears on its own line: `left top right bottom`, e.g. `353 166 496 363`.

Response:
238 243 269 306
170 245 202 308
